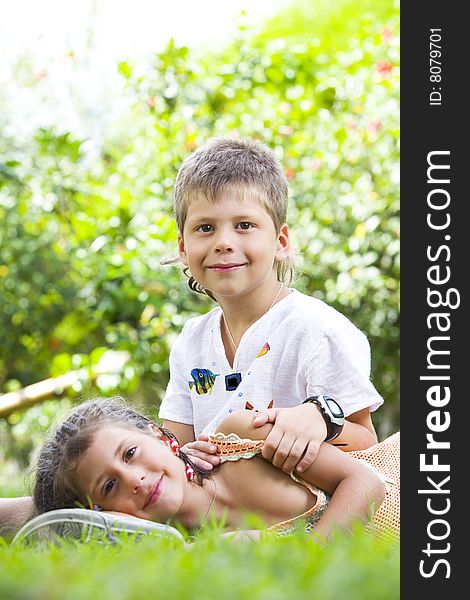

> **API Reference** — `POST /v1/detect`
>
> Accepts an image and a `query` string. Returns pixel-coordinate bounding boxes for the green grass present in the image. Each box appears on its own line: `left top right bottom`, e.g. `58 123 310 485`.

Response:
0 526 399 600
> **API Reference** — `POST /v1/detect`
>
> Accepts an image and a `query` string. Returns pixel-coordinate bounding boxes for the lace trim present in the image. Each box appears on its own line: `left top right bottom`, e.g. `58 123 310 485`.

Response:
268 474 329 535
209 432 265 462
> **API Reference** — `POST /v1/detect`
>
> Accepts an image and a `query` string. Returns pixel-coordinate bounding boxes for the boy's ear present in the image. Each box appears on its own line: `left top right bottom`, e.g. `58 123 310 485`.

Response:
177 233 188 266
275 223 291 261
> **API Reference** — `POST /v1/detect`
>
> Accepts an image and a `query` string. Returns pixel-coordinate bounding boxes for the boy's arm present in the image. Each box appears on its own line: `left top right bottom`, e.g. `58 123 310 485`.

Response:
161 324 223 470
162 420 196 447
252 404 377 474
331 407 377 448
258 317 382 472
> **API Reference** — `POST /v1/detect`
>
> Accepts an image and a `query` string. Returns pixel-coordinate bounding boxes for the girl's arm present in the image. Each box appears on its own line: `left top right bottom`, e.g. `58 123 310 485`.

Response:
217 410 385 542
294 439 385 541
0 497 35 537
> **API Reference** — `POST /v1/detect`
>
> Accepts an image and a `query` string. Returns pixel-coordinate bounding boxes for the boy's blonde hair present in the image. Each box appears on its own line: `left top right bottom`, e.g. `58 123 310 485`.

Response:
174 137 295 297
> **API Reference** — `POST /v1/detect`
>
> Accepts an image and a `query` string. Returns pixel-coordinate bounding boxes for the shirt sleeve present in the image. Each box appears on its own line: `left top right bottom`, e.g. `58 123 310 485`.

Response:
158 334 194 425
304 323 384 416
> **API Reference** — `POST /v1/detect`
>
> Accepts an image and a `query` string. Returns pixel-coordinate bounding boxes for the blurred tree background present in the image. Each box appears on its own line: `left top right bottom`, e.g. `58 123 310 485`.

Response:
0 0 399 493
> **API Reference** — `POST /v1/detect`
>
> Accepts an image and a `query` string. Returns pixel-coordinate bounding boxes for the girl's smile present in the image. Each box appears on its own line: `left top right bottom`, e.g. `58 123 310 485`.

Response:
144 475 163 509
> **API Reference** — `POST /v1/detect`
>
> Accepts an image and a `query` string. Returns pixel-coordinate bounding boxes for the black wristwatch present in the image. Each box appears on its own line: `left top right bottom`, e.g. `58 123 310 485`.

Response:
303 395 345 442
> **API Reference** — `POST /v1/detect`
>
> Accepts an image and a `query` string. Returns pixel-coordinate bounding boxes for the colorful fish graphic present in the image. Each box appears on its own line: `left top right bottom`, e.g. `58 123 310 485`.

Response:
188 368 219 395
256 342 270 358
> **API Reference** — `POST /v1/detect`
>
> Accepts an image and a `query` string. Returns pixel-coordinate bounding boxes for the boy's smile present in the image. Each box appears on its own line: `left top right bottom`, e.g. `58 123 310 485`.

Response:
207 262 247 272
178 190 290 304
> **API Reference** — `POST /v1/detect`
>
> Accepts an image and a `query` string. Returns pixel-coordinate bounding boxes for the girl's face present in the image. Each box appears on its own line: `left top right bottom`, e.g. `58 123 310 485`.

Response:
74 425 187 522
178 190 290 303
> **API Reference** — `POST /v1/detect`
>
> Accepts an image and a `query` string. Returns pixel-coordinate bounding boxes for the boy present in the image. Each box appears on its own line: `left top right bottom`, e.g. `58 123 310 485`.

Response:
159 137 383 475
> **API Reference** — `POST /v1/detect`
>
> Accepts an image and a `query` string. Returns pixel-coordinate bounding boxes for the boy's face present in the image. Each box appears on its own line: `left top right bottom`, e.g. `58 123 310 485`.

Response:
75 425 187 522
178 191 290 302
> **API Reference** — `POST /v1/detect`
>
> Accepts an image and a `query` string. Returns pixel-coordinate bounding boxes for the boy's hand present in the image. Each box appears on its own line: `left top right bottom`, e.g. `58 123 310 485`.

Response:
252 405 327 473
181 433 221 471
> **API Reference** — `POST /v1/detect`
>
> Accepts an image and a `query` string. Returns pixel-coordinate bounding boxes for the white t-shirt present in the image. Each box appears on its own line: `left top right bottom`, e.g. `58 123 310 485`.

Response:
159 289 384 437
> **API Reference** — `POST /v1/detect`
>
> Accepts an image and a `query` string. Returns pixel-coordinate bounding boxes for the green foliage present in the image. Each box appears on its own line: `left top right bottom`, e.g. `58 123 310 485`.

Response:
0 0 399 473
256 0 397 50
0 528 399 599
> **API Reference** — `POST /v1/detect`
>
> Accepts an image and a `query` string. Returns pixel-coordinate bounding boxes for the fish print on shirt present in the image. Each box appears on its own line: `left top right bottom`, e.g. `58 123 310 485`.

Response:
188 368 219 395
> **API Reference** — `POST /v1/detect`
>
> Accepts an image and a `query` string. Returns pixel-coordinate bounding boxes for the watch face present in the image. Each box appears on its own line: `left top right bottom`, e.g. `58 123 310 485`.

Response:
325 398 344 418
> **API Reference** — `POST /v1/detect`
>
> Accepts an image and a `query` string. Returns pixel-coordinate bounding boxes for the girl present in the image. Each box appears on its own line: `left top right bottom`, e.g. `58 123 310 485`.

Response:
32 397 400 542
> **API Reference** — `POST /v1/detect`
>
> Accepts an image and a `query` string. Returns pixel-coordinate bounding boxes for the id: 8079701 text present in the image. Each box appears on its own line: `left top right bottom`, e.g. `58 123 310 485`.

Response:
429 28 442 106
